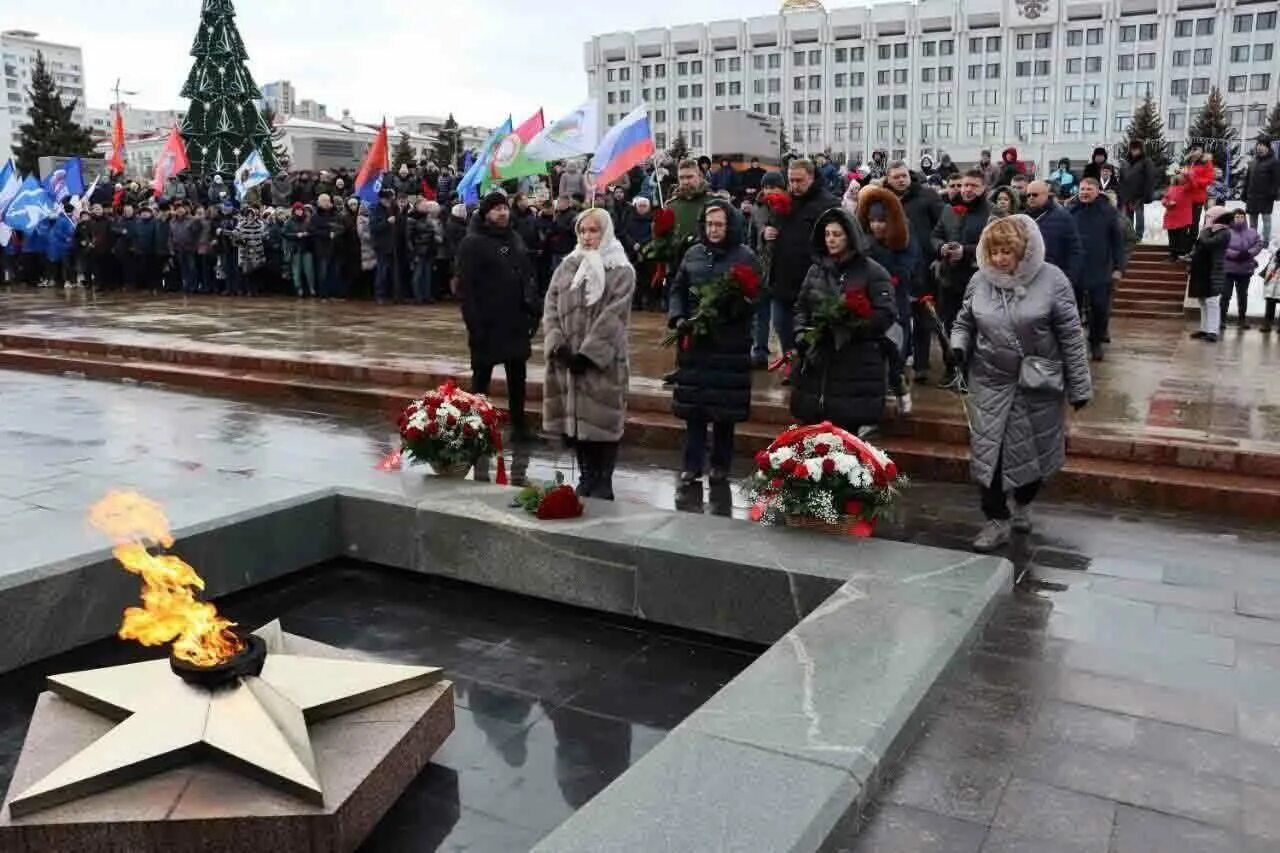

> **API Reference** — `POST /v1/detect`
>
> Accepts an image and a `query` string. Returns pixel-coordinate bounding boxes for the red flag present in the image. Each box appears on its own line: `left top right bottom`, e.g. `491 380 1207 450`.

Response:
108 109 126 175
151 126 190 195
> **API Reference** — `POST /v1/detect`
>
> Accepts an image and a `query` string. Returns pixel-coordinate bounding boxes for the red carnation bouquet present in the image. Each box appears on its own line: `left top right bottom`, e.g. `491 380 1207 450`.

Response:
512 472 585 520
744 421 907 534
794 285 880 370
662 262 762 349
398 381 507 482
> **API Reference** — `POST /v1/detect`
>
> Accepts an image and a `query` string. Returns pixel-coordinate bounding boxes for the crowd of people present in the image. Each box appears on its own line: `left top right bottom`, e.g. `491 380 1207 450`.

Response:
4 135 1279 553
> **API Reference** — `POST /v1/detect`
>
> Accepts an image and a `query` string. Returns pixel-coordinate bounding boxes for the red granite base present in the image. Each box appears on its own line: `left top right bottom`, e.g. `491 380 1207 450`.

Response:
0 634 454 853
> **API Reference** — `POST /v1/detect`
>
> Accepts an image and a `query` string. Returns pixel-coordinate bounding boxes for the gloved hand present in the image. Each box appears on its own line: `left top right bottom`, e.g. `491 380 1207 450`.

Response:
1071 399 1089 412
950 348 967 371
569 353 596 376
527 315 541 338
667 315 687 331
548 345 573 369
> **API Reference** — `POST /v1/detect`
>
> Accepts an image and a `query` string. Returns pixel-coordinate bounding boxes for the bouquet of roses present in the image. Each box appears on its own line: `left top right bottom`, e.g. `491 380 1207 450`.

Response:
398 381 507 482
639 207 679 290
662 262 762 350
795 287 877 369
757 188 792 276
743 421 907 535
511 471 585 520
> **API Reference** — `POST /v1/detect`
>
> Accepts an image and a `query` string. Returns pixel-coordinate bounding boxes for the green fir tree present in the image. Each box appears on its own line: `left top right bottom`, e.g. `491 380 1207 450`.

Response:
392 131 417 171
259 105 290 171
179 0 277 177
431 114 461 168
1264 103 1280 142
11 51 95 176
1185 87 1241 189
1124 93 1172 187
666 130 690 164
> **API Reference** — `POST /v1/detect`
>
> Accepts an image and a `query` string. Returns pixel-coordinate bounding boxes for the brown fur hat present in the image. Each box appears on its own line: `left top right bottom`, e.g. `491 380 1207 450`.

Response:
855 185 909 252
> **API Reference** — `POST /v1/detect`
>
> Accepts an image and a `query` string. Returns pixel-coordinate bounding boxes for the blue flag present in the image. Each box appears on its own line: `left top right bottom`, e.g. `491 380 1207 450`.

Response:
457 117 512 205
44 213 76 262
41 158 85 204
3 176 56 234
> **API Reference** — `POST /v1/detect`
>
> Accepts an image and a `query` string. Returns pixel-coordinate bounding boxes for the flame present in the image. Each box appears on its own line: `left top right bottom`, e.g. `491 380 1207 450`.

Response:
88 491 244 667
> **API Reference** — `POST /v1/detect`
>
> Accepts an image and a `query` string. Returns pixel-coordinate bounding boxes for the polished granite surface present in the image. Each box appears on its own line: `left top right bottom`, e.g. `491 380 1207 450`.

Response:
0 561 759 852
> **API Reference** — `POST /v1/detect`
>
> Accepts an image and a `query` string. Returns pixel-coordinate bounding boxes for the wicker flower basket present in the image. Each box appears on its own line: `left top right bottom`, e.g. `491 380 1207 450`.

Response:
429 460 473 479
783 514 876 537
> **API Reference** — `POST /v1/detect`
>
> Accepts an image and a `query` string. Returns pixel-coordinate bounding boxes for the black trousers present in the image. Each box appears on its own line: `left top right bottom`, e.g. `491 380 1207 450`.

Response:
980 448 1041 521
471 358 528 431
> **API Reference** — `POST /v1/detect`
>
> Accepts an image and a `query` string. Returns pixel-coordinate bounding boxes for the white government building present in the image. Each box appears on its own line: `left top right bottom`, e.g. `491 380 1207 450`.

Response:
1 29 86 165
584 0 1280 170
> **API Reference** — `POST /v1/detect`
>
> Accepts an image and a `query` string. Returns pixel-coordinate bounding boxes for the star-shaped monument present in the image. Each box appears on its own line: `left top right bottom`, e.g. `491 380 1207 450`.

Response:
7 621 439 818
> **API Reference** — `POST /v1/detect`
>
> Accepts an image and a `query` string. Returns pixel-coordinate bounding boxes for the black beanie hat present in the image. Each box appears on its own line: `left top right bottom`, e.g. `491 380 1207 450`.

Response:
761 171 785 189
478 191 509 218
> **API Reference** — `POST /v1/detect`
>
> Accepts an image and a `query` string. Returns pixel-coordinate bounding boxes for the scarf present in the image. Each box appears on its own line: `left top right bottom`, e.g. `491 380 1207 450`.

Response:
566 210 630 306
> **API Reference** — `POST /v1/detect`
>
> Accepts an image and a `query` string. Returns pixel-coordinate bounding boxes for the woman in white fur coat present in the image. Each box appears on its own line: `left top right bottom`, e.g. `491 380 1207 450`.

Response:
542 207 636 500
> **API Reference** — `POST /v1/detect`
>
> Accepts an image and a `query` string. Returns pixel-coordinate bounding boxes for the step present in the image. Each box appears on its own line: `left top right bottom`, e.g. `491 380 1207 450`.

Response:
1120 276 1187 291
1114 286 1189 301
5 344 1280 522
1112 298 1187 313
1112 308 1189 320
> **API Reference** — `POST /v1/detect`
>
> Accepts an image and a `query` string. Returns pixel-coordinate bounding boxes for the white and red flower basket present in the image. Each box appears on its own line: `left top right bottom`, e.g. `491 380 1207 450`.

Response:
397 381 507 483
744 422 907 537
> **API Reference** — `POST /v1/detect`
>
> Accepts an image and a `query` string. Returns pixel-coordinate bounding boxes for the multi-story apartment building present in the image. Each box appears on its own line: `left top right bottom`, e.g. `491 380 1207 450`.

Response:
260 80 297 118
585 0 1280 170
1 30 86 165
84 103 187 144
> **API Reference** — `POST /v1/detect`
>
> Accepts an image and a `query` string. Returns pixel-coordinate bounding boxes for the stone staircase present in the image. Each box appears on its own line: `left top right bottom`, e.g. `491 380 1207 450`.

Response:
1113 244 1187 320
4 331 1280 520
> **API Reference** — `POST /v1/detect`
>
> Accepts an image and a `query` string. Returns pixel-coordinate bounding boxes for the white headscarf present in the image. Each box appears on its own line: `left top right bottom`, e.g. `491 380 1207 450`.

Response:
566 207 630 306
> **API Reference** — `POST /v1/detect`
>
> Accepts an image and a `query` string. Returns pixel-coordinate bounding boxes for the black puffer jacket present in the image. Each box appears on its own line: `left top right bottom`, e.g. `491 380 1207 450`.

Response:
790 209 896 430
407 211 438 258
1245 147 1280 215
456 217 540 365
894 179 944 259
1187 224 1230 300
931 194 993 293
1118 153 1157 207
668 200 762 424
770 179 840 305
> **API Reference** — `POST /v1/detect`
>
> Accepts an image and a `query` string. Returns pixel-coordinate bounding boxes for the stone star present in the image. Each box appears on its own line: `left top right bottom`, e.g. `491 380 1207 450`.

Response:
8 621 439 818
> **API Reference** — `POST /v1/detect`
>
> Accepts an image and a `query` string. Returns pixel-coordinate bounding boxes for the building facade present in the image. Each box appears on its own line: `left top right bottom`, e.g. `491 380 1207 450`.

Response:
85 103 187 145
585 0 1280 170
259 80 296 118
1 30 86 166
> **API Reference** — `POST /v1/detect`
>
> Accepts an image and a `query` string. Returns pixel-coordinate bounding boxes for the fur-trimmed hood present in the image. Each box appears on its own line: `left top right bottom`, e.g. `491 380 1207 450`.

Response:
855 186 909 252
977 213 1046 294
810 207 870 260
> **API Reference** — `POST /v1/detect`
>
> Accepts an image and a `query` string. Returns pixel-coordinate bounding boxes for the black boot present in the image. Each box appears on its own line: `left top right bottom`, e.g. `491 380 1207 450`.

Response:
592 443 618 501
574 442 596 498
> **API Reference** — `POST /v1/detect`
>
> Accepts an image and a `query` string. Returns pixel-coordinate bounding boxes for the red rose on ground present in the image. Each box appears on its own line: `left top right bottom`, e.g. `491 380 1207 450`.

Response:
844 289 873 319
536 485 584 520
822 458 836 475
844 499 864 516
814 442 831 456
755 450 771 471
731 263 761 300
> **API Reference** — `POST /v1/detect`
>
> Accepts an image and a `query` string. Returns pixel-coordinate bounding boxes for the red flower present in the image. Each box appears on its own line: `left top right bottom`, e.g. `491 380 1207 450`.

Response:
889 274 900 288
814 442 831 456
844 289 873 319
749 502 765 522
770 477 784 490
951 204 967 216
427 421 440 435
537 485 584 520
780 458 799 475
731 263 761 300
463 424 476 437
653 207 676 237
456 399 472 414
404 426 423 442
844 499 864 516
763 191 792 217
884 461 899 481
755 450 771 471
446 414 458 427
822 458 836 475
680 335 692 351
849 518 876 538
790 460 811 479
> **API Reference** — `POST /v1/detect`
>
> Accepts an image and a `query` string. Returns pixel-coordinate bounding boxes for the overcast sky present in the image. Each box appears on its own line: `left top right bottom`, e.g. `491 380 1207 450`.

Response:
11 0 795 125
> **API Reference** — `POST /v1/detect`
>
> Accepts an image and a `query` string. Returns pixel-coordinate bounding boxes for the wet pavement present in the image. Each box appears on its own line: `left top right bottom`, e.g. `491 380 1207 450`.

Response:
4 287 1280 452
3 369 1280 851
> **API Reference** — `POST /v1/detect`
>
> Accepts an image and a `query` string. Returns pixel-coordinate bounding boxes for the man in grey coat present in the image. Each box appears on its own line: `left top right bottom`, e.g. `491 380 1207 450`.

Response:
951 215 1092 553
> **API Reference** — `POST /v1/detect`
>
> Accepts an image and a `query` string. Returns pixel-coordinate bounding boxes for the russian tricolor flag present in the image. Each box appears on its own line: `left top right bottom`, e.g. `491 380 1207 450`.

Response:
591 106 655 192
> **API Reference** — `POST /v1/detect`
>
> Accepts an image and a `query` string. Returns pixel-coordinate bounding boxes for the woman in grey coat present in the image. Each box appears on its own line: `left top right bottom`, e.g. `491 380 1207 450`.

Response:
542 207 636 500
951 215 1092 552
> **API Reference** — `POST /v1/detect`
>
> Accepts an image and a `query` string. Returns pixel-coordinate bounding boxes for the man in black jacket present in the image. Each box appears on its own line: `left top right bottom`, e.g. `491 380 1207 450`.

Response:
886 161 943 377
761 157 839 360
456 191 540 439
1025 180 1083 288
1118 141 1156 238
930 169 992 382
1245 138 1280 245
1082 147 1110 183
370 189 401 303
740 158 766 195
1069 177 1128 362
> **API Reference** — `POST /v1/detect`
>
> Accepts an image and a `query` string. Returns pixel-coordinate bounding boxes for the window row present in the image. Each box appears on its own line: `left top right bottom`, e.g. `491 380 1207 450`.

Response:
1228 44 1275 63
1233 11 1278 32
1174 18 1215 37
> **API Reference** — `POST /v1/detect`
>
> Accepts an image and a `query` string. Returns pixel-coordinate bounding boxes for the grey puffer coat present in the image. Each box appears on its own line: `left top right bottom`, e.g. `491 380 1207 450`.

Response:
951 214 1093 490
541 253 636 442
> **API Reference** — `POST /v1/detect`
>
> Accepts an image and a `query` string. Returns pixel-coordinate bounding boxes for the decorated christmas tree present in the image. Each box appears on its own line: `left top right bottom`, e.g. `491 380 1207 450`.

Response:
178 0 277 177
1265 103 1280 142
